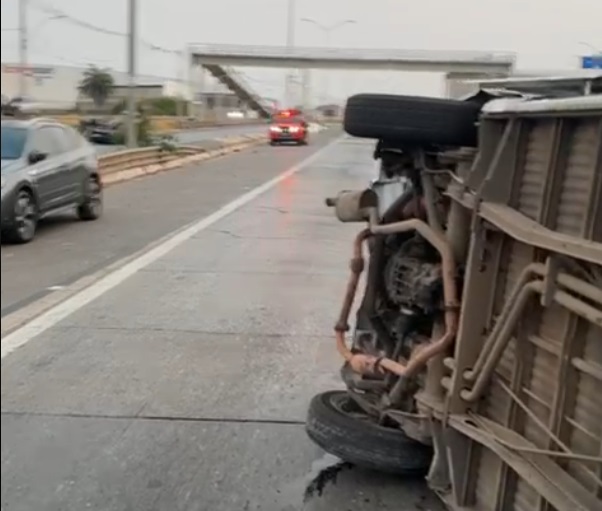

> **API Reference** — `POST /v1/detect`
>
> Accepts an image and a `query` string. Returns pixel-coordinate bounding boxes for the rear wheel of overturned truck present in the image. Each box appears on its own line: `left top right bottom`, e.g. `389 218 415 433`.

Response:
306 391 433 475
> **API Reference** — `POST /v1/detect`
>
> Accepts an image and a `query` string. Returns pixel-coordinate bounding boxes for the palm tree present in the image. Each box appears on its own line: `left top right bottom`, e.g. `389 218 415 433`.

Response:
79 66 114 109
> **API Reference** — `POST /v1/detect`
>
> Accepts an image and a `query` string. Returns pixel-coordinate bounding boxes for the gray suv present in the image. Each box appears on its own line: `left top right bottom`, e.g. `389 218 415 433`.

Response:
1 117 102 243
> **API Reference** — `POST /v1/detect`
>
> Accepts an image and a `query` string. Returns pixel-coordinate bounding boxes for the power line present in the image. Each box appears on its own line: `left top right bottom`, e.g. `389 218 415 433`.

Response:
29 0 180 55
28 46 185 83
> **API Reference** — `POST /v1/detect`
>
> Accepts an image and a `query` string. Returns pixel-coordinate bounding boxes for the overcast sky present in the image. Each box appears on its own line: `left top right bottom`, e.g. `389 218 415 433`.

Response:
1 0 601 102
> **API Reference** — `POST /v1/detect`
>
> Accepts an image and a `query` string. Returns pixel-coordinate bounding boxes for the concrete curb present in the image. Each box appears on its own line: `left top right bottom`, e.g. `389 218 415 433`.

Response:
101 134 266 187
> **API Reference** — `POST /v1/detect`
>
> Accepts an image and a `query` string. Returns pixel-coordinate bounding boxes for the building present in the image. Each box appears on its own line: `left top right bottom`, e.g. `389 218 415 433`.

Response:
1 63 81 109
0 62 244 116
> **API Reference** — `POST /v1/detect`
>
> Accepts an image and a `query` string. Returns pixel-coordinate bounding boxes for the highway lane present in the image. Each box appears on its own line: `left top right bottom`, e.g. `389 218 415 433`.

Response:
1 134 443 510
1 130 333 317
93 123 267 154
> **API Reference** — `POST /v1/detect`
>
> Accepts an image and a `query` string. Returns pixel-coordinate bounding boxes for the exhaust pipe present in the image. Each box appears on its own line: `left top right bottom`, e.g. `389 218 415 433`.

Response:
325 189 378 223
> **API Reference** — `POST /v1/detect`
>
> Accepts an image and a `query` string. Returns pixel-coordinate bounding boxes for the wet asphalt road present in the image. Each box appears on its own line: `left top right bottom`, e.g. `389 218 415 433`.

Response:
1 132 444 511
1 131 331 317
94 123 266 154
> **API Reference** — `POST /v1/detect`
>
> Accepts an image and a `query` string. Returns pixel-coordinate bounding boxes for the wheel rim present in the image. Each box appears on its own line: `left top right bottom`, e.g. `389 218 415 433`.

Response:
329 392 376 424
88 179 102 214
14 193 37 239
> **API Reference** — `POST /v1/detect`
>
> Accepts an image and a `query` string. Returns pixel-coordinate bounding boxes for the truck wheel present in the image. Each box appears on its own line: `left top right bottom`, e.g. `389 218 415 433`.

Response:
306 391 432 475
343 93 481 147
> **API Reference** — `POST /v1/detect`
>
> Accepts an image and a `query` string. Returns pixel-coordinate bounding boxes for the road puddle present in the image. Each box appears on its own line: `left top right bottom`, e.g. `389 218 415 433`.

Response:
303 453 354 502
268 453 355 510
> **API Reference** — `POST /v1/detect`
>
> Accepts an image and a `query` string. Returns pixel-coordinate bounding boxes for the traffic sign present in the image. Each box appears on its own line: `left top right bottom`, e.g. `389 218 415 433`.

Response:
581 55 602 69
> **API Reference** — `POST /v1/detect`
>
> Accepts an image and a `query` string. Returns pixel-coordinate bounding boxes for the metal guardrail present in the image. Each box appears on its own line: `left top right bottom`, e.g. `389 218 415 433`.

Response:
190 44 517 65
99 147 193 175
97 135 265 177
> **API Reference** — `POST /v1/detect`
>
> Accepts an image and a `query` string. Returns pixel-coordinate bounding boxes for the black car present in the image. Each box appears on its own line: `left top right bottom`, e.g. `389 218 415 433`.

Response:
80 118 121 144
1 94 19 117
1 117 103 243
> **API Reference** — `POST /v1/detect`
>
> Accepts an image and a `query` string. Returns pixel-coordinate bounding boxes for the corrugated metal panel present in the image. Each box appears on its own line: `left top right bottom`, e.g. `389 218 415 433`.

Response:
498 242 533 383
524 346 557 429
567 323 602 496
454 106 600 511
555 120 598 236
474 240 532 510
474 448 502 511
513 483 540 511
513 305 562 511
517 121 553 221
538 303 570 349
502 242 534 302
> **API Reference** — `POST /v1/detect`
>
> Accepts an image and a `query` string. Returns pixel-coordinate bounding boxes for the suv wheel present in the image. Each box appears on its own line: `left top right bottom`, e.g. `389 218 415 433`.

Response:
78 176 103 221
6 190 38 244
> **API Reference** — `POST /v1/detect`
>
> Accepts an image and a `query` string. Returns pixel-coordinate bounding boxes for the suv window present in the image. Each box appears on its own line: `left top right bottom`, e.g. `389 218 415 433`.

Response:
1 125 28 160
46 126 72 153
62 126 86 150
30 125 69 156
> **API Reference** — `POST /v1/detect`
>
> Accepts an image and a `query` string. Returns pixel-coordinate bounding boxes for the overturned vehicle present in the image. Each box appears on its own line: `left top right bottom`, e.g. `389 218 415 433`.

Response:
306 75 602 511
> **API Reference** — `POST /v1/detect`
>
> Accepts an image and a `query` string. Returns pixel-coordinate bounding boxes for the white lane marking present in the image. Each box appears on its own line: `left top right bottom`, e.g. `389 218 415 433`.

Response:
1 135 344 360
46 286 67 292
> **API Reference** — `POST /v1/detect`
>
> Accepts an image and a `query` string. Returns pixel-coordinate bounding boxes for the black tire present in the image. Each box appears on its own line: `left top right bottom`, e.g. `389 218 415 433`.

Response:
78 176 103 221
5 189 38 244
306 391 433 475
343 93 482 147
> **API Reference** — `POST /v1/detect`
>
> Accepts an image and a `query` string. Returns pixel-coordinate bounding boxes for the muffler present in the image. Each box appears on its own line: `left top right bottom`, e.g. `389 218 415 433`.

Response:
325 189 378 223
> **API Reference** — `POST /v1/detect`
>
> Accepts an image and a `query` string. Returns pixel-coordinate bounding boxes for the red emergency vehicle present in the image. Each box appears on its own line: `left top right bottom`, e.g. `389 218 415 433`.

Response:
268 109 309 146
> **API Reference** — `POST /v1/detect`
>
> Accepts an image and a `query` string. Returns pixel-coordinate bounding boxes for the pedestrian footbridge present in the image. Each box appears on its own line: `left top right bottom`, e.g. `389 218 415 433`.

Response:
190 44 516 116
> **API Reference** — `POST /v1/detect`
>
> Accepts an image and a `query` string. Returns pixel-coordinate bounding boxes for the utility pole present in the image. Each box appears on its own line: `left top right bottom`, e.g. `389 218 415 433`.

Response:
176 49 185 120
18 0 29 98
301 69 311 110
126 0 137 148
284 0 296 106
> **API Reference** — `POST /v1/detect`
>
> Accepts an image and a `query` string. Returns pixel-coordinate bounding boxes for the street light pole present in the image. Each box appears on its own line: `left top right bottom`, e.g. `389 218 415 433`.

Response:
301 18 355 104
284 0 296 106
126 0 137 148
578 41 602 54
18 0 29 98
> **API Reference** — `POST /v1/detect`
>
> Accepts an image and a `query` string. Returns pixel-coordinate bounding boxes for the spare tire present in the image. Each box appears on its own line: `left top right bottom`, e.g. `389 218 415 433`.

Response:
344 93 481 147
306 391 433 475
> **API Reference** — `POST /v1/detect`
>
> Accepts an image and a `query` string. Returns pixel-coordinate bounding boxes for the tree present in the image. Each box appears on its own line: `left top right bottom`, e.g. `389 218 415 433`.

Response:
79 66 114 109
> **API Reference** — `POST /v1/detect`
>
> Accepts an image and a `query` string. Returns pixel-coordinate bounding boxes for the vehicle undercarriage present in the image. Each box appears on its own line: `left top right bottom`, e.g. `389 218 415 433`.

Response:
306 77 602 510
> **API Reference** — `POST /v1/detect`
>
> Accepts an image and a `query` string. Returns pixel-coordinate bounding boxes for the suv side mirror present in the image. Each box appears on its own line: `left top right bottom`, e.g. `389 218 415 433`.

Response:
28 150 47 164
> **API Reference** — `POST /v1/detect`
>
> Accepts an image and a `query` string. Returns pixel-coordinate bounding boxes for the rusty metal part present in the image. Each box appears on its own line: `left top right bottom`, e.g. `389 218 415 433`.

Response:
421 172 444 235
366 211 460 378
417 152 445 235
325 189 378 223
334 229 373 366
